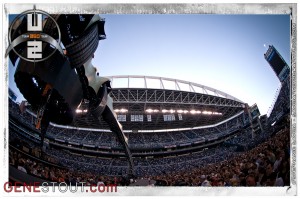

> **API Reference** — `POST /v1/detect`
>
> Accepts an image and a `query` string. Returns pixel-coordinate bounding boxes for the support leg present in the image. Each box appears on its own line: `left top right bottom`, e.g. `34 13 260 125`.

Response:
101 105 135 176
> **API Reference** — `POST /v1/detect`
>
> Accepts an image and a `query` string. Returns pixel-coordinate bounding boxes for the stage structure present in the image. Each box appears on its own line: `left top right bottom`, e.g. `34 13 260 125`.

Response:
7 13 134 176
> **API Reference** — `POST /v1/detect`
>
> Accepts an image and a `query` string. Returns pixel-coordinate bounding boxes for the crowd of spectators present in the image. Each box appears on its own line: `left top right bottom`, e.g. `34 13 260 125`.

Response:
43 143 238 177
224 125 274 151
9 148 69 182
9 97 244 150
9 125 290 186
46 122 242 148
152 127 290 186
8 78 291 187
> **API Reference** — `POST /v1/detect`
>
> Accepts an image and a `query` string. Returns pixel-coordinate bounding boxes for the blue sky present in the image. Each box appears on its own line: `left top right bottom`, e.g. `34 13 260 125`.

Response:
9 14 290 115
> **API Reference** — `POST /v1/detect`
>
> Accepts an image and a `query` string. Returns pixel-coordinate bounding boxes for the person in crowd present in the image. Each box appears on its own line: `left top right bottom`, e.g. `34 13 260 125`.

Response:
245 174 256 186
17 161 27 173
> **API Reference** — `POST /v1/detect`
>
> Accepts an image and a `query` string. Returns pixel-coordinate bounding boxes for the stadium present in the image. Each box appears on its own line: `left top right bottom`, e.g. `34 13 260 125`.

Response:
7 12 291 188
9 73 290 186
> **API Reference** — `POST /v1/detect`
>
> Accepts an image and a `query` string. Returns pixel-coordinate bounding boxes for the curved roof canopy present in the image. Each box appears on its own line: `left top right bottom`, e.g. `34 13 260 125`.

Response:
70 76 246 130
108 75 244 103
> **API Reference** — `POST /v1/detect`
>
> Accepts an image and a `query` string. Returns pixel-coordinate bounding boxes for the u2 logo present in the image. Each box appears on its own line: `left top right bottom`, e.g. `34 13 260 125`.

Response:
6 7 64 62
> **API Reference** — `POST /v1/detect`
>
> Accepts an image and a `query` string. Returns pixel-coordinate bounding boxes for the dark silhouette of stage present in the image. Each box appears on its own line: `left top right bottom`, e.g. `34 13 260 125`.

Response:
8 13 134 176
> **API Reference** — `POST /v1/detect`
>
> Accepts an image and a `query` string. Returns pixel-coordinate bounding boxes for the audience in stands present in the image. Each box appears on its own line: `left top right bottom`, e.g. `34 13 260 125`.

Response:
151 128 289 186
9 97 244 149
8 77 290 186
9 126 290 186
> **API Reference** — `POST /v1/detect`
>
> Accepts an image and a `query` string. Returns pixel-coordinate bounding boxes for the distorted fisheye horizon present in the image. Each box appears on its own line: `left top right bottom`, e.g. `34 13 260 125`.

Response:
6 6 293 191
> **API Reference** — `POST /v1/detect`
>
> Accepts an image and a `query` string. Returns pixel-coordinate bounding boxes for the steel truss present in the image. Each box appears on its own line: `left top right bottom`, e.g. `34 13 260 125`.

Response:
110 89 244 108
70 76 245 130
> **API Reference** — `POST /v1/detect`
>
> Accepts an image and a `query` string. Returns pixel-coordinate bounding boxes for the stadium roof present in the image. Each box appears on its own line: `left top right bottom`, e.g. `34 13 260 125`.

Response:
71 76 246 131
108 75 243 103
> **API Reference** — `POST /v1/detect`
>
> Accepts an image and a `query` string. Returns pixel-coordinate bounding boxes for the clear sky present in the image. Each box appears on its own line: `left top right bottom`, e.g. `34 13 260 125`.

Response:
94 14 290 115
9 14 291 115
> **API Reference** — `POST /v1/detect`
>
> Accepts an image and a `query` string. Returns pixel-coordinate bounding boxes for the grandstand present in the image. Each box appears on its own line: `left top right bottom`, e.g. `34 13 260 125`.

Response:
8 72 290 186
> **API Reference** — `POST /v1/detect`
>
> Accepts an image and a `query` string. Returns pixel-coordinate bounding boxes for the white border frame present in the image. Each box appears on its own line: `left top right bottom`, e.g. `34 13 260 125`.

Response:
1 3 297 196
